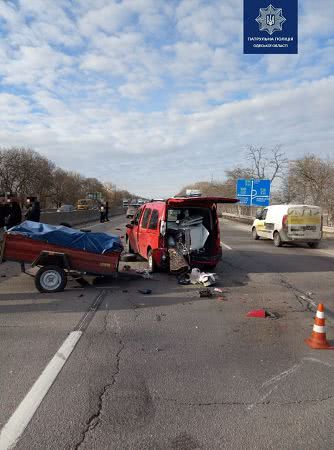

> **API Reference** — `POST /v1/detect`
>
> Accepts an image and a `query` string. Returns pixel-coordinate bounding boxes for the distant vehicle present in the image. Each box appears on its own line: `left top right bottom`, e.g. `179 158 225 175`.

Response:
186 189 202 197
126 204 139 219
126 196 239 272
57 204 75 212
123 199 129 208
252 204 322 247
77 198 96 210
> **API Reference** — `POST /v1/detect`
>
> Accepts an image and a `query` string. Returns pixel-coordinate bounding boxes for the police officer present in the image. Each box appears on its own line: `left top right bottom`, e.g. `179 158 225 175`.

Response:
5 200 22 229
25 200 41 222
100 203 105 223
105 201 109 221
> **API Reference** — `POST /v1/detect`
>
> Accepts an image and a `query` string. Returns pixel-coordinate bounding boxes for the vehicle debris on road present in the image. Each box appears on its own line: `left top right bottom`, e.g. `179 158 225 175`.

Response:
136 268 153 279
138 289 152 295
199 288 213 298
246 309 279 319
190 268 216 286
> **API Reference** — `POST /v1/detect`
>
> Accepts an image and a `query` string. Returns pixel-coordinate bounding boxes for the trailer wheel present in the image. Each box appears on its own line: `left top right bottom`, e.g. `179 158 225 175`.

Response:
35 265 67 293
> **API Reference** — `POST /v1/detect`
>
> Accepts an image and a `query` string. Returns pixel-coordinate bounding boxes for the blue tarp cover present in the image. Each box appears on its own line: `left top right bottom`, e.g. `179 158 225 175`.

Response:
10 221 123 254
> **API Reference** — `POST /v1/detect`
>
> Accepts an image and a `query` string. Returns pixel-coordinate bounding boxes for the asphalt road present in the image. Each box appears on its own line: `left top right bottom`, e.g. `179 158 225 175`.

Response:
1 217 334 449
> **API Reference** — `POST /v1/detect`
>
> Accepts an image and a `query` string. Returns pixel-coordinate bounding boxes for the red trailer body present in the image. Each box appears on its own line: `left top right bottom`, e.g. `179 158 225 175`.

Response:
1 233 120 275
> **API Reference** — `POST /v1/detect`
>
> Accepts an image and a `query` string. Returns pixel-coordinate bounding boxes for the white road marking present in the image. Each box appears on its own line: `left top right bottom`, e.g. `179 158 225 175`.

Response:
248 363 300 411
0 330 82 450
261 363 300 388
221 242 232 250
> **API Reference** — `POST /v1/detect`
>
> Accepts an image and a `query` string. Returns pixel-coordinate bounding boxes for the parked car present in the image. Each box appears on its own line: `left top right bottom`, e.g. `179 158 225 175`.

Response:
57 204 75 212
125 196 239 272
126 204 139 218
252 204 322 247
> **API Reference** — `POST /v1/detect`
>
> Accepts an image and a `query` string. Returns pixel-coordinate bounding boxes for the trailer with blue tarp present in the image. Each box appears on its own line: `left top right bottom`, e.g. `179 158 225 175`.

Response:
0 221 123 293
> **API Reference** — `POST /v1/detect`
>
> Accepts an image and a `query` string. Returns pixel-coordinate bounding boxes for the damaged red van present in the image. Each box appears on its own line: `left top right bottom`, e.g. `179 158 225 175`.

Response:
125 196 239 272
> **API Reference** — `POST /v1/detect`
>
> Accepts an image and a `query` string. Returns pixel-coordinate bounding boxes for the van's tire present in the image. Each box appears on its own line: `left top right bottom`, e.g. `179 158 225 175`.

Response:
126 237 133 253
147 249 158 273
308 242 320 249
35 265 67 293
273 232 282 247
252 227 260 240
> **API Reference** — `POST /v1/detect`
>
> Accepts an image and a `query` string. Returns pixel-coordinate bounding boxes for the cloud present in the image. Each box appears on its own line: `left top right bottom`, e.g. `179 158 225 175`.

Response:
176 0 241 45
299 0 334 38
0 0 333 197
0 45 73 89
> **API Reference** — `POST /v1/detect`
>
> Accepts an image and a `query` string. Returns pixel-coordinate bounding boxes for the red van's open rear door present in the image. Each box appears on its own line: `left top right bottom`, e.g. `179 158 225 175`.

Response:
166 197 239 207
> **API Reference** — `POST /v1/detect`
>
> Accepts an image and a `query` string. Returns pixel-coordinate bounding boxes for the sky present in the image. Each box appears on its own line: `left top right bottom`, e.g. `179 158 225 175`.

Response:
0 0 334 197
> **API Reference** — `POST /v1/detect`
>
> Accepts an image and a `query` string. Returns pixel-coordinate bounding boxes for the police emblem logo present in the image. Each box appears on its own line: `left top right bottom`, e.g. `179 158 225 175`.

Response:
256 4 286 35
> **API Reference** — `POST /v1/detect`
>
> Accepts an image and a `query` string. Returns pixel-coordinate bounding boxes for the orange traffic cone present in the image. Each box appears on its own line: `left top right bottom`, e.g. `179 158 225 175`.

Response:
305 303 334 349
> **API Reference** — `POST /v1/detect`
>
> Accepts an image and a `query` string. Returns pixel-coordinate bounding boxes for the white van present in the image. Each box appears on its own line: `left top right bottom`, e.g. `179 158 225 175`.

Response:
252 204 322 247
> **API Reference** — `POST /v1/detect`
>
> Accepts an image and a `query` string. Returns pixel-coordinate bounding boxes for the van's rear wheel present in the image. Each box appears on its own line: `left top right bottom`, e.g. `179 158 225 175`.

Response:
126 237 133 253
252 227 259 240
308 242 319 249
147 250 158 273
273 232 282 247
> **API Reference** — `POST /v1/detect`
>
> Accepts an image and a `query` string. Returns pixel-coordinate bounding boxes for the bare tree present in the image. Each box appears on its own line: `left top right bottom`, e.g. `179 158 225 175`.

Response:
0 147 143 209
246 144 288 182
0 147 54 205
275 154 334 224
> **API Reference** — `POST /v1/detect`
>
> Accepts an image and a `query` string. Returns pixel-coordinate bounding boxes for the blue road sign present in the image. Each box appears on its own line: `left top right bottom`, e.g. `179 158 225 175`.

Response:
236 179 271 207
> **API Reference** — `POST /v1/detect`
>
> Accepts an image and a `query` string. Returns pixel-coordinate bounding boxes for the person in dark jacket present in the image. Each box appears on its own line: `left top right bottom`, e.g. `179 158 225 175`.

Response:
25 201 41 222
5 201 22 229
0 203 7 228
105 201 109 221
100 204 105 223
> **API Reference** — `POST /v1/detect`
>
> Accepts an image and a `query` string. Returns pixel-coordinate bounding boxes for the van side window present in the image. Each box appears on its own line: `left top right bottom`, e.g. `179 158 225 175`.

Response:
148 209 159 230
262 209 268 220
141 208 152 228
133 209 142 225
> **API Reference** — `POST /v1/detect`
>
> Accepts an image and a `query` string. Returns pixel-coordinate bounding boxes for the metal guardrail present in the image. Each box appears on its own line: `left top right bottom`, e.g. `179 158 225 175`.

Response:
221 213 253 225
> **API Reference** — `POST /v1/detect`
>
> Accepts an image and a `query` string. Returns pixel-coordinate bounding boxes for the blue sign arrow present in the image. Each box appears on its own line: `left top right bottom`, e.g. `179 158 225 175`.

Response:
236 179 271 207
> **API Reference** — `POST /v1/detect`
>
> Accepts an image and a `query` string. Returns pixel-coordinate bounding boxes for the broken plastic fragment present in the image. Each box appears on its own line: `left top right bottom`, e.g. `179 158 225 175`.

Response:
138 289 152 295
